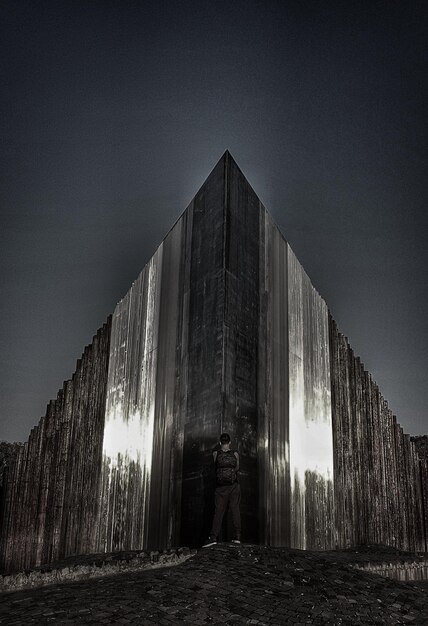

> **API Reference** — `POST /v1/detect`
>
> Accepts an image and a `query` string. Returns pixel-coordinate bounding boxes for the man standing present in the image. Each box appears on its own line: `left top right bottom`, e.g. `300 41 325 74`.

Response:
203 433 241 547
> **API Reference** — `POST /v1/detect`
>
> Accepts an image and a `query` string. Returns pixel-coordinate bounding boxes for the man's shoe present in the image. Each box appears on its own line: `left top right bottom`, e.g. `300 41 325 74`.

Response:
202 536 217 548
231 538 241 544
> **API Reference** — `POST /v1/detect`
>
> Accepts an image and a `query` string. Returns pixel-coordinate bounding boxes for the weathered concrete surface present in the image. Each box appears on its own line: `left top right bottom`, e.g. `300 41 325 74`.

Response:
1 544 427 625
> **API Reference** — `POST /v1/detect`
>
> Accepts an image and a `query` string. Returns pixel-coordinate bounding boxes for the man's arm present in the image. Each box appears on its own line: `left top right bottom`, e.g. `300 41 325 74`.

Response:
213 451 218 463
234 451 240 472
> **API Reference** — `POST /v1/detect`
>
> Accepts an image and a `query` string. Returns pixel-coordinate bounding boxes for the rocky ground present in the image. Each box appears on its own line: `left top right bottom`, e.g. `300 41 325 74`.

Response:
1 543 427 625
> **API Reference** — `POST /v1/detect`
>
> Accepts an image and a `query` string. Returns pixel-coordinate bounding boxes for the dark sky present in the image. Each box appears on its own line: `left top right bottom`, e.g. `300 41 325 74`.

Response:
1 0 427 442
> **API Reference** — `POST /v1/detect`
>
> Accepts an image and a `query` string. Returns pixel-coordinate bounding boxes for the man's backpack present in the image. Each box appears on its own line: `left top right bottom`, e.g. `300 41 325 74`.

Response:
215 450 237 485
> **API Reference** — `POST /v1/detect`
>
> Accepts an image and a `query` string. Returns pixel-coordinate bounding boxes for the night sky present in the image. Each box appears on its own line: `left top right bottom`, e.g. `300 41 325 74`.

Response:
1 1 427 442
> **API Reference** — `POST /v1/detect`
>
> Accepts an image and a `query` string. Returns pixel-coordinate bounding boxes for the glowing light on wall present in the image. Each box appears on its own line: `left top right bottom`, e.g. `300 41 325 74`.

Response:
100 246 163 551
288 245 334 549
102 404 155 469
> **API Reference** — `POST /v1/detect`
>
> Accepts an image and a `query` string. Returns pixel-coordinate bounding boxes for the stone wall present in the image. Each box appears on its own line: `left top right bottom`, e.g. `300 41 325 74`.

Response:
330 316 427 552
0 319 111 573
258 211 334 549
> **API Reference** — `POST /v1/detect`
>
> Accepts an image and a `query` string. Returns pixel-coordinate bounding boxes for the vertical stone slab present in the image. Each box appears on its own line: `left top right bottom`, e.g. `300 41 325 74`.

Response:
60 324 111 560
223 154 260 543
287 247 334 549
328 316 342 547
412 444 426 551
420 459 428 551
258 212 290 546
1 446 22 571
51 385 69 562
85 325 112 552
287 248 305 548
169 203 194 547
100 251 163 552
148 218 183 549
180 157 226 547
368 375 381 545
353 353 363 542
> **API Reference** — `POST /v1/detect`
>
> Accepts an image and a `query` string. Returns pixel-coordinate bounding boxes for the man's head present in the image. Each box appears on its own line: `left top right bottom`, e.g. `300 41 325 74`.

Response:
220 433 231 445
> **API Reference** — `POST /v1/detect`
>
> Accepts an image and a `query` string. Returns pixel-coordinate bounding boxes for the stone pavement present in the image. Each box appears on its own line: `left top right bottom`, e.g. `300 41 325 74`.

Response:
1 544 427 625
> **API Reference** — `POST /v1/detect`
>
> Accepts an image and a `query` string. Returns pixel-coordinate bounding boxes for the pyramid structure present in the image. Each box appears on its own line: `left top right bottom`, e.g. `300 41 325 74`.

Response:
1 152 426 574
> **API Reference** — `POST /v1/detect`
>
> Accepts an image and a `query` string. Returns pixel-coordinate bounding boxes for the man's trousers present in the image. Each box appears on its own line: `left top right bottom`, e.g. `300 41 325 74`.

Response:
210 482 241 539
